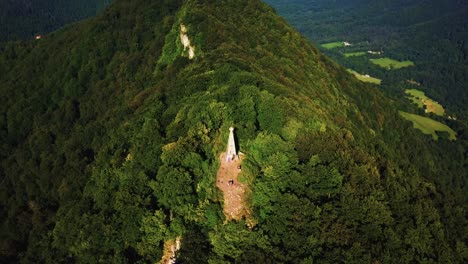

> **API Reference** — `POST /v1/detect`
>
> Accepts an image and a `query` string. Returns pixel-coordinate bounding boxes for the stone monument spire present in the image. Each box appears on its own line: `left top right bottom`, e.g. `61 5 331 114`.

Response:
226 127 237 162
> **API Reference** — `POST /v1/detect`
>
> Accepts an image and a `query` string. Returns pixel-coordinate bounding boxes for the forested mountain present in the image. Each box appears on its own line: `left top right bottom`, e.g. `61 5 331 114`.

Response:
0 0 112 42
0 0 466 263
266 0 468 118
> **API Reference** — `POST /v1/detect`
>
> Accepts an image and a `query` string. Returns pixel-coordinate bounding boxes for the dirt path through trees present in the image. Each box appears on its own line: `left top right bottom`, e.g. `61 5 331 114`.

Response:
216 153 248 220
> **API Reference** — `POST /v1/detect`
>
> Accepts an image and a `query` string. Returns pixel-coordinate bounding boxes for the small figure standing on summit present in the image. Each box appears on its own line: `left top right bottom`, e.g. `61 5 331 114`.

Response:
226 127 237 162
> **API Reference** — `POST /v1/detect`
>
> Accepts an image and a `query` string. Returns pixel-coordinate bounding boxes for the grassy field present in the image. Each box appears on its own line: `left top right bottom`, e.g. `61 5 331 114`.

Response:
344 51 366 57
370 57 414 69
321 41 344 49
347 69 381 84
405 89 445 116
399 111 456 140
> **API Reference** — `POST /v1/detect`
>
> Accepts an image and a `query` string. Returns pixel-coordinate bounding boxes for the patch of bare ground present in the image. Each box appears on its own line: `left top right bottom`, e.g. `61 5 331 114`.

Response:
216 152 249 221
160 237 181 264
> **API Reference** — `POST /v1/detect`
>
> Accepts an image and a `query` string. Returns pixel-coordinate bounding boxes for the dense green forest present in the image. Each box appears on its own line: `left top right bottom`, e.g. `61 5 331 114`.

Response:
266 0 468 119
0 0 112 42
0 0 467 262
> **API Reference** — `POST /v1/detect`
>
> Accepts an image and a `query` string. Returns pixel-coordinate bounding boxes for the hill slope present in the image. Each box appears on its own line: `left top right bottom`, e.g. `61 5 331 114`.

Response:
266 0 468 118
0 0 466 262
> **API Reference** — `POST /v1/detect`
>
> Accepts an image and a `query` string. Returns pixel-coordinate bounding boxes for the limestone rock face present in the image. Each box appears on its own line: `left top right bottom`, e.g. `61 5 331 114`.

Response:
180 24 195 59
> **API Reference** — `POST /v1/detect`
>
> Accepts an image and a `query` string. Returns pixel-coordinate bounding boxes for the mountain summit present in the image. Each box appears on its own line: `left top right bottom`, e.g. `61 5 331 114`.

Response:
0 0 466 263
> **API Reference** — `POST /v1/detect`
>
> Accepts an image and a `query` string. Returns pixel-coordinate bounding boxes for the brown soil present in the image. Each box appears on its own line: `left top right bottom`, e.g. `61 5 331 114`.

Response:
423 99 437 113
216 152 248 220
160 237 181 264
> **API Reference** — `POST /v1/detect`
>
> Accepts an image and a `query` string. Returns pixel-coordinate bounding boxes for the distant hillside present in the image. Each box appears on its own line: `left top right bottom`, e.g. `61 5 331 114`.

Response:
266 0 468 118
0 0 112 42
0 0 466 262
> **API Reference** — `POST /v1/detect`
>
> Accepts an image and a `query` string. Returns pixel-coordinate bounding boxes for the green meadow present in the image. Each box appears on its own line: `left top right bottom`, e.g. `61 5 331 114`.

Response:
405 89 445 116
321 41 344 49
399 111 456 140
347 69 381 84
370 57 414 69
344 51 366 57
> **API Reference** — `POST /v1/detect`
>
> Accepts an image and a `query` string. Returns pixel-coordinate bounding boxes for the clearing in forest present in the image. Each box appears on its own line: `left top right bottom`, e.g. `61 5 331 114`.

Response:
405 89 445 116
216 153 249 220
370 57 414 69
321 41 345 49
344 51 366 57
347 69 381 84
399 111 456 140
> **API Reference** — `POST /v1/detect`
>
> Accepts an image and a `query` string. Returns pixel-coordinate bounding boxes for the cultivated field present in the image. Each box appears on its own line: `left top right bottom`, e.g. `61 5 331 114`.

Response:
399 111 456 140
405 89 445 116
370 57 414 69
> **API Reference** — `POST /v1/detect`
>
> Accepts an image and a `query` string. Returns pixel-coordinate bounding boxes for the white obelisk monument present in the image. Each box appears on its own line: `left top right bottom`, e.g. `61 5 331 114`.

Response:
226 127 237 162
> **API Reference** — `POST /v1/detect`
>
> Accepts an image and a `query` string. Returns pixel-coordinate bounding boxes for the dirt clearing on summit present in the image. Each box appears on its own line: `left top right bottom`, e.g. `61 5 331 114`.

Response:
216 153 249 220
